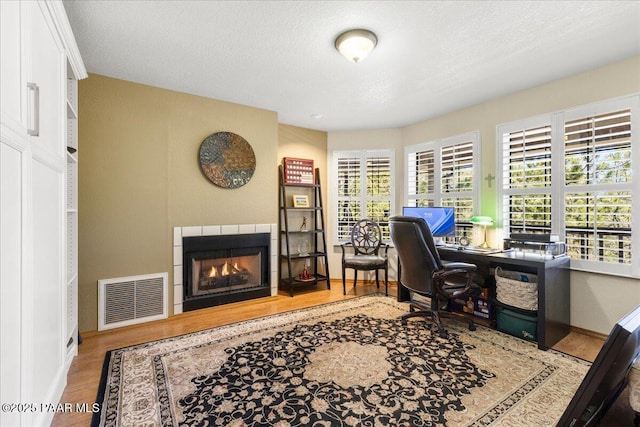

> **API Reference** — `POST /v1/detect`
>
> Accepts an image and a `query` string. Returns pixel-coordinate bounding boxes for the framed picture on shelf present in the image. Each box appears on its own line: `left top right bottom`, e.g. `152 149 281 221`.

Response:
292 195 309 208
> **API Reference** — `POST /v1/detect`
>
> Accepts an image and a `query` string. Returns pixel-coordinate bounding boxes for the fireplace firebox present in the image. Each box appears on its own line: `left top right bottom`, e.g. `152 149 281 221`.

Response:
182 233 270 311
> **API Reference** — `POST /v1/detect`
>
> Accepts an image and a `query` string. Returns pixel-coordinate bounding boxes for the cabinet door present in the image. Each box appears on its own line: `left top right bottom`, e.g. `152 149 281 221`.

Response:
0 0 23 128
0 143 24 427
31 160 64 407
26 1 64 156
25 0 67 415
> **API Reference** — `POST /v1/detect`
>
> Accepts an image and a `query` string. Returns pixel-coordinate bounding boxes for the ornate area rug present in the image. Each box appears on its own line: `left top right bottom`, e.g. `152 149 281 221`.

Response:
92 295 589 426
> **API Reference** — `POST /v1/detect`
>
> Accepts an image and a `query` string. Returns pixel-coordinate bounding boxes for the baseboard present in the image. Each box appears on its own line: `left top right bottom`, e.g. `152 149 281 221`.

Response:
81 283 604 342
570 325 608 341
330 278 399 287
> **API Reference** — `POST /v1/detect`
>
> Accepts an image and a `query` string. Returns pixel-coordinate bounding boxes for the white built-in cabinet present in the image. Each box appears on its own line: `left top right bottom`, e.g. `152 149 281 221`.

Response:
0 1 86 426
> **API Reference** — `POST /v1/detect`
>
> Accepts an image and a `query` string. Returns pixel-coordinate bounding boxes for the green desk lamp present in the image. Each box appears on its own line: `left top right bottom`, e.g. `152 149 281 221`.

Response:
470 216 493 249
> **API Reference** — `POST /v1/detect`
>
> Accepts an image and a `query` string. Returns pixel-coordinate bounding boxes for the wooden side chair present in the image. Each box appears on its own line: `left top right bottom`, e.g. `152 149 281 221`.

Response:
340 219 389 296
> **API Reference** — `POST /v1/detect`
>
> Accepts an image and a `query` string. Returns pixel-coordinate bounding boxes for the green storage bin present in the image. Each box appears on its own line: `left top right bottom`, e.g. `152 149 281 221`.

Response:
496 306 537 342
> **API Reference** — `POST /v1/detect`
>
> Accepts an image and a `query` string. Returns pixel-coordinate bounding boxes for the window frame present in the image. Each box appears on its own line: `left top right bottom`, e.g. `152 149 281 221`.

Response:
332 149 395 245
497 94 640 278
496 113 560 236
404 131 481 243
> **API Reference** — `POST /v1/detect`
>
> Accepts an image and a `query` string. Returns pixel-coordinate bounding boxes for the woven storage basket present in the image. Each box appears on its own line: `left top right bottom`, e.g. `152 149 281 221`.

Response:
495 267 538 311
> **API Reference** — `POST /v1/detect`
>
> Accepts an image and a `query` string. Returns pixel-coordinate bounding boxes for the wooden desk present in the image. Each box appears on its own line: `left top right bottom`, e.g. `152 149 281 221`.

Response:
397 248 571 350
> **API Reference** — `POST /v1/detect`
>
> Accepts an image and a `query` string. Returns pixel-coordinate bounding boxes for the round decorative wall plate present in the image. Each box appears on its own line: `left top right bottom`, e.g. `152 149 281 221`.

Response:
199 132 256 189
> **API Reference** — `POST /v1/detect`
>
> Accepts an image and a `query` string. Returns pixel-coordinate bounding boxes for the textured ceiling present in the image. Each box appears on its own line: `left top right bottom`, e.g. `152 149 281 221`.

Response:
63 1 640 132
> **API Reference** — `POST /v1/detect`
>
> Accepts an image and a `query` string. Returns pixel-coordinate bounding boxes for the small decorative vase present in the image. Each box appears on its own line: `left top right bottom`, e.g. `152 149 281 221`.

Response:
298 240 310 256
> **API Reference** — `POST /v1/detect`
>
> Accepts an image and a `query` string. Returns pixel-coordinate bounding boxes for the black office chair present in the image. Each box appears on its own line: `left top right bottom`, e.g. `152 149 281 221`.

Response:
341 219 389 296
389 215 481 338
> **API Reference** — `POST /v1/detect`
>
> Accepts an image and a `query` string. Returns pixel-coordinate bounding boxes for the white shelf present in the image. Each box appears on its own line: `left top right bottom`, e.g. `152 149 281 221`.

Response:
66 99 77 119
66 150 77 163
67 272 78 285
65 61 79 353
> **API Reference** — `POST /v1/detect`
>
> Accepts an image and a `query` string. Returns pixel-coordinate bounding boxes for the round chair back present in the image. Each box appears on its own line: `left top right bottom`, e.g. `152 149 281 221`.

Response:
350 219 382 255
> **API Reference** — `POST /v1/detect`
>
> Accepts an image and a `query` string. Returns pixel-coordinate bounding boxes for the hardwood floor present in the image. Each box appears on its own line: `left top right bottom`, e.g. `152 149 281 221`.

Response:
52 281 612 426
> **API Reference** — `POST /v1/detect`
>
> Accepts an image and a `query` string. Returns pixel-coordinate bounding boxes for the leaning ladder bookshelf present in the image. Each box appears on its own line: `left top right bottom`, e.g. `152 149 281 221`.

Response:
278 164 330 296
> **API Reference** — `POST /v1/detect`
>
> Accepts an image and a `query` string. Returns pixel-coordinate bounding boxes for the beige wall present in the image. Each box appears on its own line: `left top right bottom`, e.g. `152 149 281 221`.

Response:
78 74 279 332
402 56 640 334
402 56 640 222
327 56 640 334
277 124 328 208
80 56 639 334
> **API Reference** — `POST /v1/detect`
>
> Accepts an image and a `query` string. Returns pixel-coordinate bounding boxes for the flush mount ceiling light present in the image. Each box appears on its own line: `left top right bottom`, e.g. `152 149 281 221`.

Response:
335 29 377 63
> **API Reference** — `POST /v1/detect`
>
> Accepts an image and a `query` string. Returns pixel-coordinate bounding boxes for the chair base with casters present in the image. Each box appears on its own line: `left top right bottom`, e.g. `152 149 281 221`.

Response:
340 219 389 296
401 292 478 338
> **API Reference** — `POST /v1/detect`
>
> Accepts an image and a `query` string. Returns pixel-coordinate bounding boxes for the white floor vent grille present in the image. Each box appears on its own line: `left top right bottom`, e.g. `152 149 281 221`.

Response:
98 272 168 331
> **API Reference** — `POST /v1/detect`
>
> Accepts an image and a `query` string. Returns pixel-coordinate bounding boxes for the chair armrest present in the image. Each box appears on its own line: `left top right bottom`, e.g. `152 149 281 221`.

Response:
443 262 477 273
433 266 477 297
380 242 390 258
340 242 353 259
435 268 474 281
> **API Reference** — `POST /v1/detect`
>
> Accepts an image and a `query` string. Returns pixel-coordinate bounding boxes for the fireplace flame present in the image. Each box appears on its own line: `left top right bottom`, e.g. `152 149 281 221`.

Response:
208 266 218 278
204 260 243 280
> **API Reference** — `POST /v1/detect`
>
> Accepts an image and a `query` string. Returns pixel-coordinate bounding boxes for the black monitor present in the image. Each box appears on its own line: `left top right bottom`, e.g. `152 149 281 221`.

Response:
402 206 455 237
557 305 640 426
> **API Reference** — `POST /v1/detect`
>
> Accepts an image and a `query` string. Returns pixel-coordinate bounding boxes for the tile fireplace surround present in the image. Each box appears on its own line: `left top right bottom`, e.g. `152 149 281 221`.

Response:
172 223 278 315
